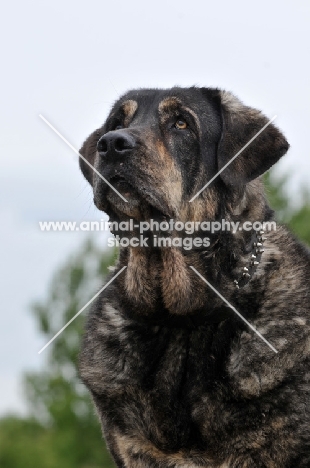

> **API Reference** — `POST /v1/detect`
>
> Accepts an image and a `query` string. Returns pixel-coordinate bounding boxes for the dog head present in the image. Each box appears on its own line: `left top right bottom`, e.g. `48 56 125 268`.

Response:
80 87 289 222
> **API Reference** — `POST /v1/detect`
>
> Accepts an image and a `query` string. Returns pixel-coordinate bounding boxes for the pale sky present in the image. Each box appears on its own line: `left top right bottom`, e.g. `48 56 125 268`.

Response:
1 0 310 414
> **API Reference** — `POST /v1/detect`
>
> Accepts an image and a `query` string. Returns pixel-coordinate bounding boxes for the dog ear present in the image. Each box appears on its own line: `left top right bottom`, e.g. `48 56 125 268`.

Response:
79 128 102 186
214 90 289 186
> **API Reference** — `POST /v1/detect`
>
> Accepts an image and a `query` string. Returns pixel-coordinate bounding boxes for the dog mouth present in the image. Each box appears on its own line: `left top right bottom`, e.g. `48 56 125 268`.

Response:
108 174 139 200
110 174 133 190
101 172 177 220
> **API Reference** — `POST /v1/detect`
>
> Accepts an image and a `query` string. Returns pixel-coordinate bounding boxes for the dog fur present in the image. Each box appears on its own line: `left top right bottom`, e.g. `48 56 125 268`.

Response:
79 87 310 467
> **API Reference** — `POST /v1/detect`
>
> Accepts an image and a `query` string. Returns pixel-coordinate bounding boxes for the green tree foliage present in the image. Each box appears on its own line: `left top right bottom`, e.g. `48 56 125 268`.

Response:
264 172 310 245
0 416 59 468
0 173 309 467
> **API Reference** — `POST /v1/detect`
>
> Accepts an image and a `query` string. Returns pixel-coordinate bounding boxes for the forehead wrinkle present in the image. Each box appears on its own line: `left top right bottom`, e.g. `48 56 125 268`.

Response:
182 106 201 135
158 96 181 115
122 99 138 125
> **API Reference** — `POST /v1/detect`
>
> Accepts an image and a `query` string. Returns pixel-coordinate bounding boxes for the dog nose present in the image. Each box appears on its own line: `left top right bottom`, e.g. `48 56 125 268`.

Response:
97 131 136 156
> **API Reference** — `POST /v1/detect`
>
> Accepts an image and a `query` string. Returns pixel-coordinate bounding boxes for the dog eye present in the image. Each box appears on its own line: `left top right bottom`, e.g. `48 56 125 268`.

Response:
175 119 188 130
114 124 123 131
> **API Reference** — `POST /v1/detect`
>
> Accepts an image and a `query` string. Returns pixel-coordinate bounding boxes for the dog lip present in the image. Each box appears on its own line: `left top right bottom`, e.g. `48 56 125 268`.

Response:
109 174 141 201
110 174 127 183
107 173 175 218
109 174 134 188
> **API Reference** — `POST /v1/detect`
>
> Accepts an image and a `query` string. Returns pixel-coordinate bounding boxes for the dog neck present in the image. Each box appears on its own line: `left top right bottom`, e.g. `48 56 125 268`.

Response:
120 228 267 319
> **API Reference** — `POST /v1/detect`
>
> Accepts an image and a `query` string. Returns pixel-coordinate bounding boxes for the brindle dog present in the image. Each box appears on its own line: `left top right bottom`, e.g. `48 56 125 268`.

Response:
79 87 310 467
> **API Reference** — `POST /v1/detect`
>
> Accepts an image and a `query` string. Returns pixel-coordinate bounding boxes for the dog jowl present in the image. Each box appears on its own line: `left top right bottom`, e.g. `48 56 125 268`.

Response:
79 87 310 467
